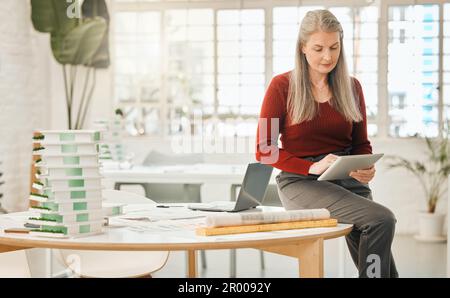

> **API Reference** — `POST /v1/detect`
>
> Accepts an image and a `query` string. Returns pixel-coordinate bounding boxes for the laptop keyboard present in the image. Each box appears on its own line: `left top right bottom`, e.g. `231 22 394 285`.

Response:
188 201 235 211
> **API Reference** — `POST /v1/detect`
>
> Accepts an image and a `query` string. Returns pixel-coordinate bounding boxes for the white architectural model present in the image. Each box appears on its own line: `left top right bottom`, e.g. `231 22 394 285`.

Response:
28 130 105 238
93 116 126 164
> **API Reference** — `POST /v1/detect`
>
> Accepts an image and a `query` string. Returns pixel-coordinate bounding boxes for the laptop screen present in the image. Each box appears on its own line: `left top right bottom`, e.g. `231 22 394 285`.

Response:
234 163 273 211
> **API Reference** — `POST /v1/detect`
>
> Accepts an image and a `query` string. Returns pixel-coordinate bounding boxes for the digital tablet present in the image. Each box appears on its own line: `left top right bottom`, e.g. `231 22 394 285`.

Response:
317 153 384 181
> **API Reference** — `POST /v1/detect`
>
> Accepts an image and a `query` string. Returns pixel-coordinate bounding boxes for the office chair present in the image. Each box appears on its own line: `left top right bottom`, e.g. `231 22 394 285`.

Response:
54 190 169 278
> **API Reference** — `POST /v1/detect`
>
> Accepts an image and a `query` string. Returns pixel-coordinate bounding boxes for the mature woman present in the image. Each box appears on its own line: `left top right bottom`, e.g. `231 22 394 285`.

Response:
256 9 398 278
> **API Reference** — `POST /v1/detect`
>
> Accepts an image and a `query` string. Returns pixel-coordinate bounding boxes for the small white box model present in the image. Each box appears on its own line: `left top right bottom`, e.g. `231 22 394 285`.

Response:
102 203 125 217
30 199 103 213
33 143 99 155
33 130 101 143
36 165 100 177
30 189 102 202
39 177 102 190
29 220 103 238
36 154 98 167
28 209 104 225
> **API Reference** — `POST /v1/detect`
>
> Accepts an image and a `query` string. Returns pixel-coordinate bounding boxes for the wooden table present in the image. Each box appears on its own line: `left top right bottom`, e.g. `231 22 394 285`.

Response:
0 204 352 278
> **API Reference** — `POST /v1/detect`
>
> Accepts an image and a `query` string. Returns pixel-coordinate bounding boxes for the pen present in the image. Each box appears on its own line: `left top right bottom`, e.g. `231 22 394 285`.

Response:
4 228 30 234
156 205 184 208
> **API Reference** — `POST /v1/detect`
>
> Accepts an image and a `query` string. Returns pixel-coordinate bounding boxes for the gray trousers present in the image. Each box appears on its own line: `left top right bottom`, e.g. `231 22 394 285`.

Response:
276 170 399 278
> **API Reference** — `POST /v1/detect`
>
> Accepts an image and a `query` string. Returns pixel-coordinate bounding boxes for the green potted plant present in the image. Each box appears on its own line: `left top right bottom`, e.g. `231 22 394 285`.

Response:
387 136 450 242
30 0 110 129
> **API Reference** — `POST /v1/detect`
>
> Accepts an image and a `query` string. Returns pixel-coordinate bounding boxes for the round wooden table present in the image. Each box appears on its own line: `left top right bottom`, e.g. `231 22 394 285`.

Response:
0 204 352 277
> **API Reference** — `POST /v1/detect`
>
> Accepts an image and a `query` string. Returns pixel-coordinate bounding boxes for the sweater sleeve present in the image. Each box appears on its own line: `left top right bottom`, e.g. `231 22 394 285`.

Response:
255 75 314 175
351 78 373 155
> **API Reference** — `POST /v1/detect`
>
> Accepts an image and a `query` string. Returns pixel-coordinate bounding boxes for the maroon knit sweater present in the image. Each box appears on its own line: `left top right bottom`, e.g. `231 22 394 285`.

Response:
255 71 372 176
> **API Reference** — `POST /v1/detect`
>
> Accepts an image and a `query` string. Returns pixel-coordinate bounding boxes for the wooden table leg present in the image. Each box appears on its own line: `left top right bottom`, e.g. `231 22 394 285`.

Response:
297 238 323 278
187 250 197 278
229 184 239 278
260 238 324 278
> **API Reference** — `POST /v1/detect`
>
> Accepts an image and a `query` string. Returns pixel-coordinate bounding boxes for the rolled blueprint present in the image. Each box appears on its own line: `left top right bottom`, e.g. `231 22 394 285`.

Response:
205 208 331 228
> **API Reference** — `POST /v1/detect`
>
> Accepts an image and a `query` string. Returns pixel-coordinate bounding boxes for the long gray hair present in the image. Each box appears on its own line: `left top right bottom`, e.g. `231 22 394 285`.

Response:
287 9 362 123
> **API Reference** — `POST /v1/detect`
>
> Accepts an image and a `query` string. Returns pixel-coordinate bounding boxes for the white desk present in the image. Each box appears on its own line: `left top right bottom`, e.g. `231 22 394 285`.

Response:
101 163 278 187
0 204 352 278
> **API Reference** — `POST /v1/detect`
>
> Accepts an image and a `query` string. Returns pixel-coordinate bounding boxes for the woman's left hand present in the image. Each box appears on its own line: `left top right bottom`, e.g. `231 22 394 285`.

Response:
349 165 375 184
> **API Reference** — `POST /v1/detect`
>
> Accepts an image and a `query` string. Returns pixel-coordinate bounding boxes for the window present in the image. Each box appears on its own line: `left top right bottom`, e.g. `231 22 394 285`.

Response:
166 9 214 135
444 3 450 129
217 9 265 136
112 1 450 139
272 6 324 75
350 6 379 136
388 4 440 137
114 11 161 136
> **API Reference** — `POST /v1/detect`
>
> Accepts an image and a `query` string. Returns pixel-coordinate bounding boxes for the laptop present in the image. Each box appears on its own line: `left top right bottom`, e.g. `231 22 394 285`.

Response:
187 163 274 212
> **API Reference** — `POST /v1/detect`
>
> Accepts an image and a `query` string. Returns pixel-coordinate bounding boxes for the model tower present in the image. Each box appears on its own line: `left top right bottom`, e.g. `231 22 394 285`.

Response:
28 130 104 237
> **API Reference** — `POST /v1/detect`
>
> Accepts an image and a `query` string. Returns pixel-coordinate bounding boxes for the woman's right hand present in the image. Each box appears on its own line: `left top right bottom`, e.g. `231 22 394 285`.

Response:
308 154 339 175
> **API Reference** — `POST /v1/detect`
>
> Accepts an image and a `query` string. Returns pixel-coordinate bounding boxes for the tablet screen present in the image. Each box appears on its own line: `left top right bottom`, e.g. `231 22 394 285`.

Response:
317 153 384 181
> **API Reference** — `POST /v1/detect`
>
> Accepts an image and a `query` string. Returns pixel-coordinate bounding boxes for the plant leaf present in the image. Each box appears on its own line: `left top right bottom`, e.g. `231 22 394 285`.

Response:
438 138 449 164
414 161 426 173
50 17 107 65
30 0 78 34
425 137 438 162
81 0 110 68
439 164 450 176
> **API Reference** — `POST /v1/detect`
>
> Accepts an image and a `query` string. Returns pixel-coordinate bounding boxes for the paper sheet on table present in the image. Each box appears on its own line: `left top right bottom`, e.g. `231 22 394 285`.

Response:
116 208 207 222
110 217 206 233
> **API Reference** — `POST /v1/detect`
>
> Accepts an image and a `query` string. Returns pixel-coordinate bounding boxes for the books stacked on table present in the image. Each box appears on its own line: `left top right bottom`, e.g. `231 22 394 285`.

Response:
28 130 105 238
92 117 126 166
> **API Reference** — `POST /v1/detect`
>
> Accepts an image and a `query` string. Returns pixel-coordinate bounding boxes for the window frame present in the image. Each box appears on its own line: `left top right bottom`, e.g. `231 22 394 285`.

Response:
111 0 449 139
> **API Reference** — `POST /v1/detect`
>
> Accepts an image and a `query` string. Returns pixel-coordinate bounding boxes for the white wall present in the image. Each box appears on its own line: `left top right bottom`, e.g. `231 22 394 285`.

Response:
0 0 50 212
370 138 448 235
0 0 114 210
